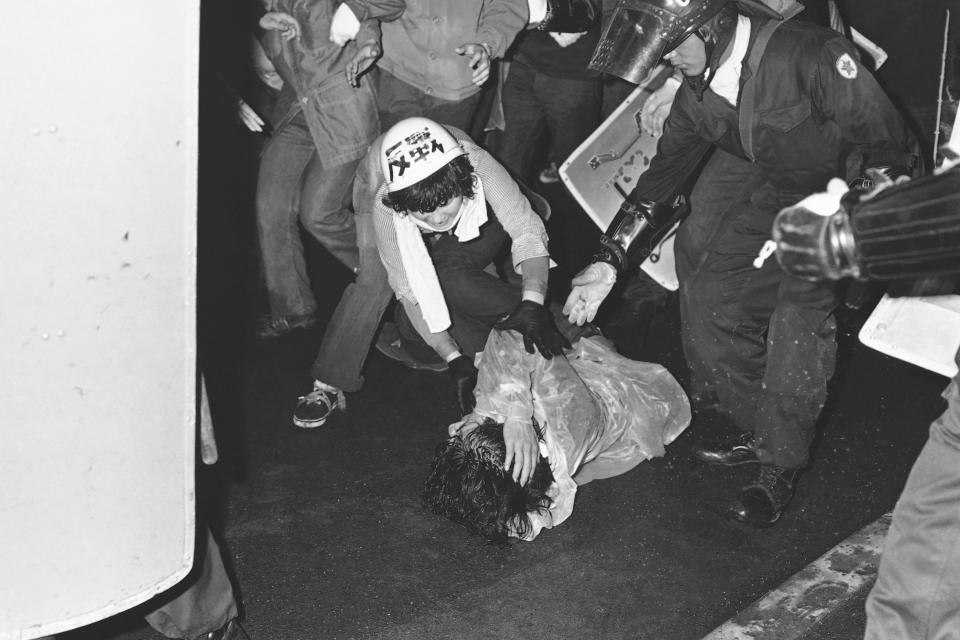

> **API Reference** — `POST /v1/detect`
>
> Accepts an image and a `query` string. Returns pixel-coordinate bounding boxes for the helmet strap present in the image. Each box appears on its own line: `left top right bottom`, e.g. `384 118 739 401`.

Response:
684 14 737 101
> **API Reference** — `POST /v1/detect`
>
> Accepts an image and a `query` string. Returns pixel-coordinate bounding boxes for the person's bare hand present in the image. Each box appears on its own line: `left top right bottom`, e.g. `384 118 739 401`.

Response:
346 43 381 86
259 12 300 41
503 419 539 486
455 43 491 86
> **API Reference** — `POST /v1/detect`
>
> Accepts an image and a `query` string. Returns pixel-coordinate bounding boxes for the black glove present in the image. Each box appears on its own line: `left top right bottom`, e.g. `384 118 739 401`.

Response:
494 300 571 359
448 355 478 415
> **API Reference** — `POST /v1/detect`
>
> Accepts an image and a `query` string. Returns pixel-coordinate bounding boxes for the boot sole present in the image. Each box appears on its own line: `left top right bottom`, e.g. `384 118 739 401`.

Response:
292 415 329 429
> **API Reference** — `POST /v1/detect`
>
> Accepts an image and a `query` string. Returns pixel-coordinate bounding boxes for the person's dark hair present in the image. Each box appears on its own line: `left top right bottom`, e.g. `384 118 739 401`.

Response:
382 155 477 215
422 419 554 543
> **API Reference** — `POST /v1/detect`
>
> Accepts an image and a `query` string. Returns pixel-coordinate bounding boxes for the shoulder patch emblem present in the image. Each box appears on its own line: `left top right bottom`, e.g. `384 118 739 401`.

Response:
836 52 858 79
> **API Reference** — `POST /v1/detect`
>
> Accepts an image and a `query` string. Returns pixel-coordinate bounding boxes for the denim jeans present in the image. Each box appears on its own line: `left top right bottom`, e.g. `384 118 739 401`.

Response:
377 70 482 133
309 159 394 392
675 150 839 469
144 529 237 639
495 61 601 183
256 110 360 319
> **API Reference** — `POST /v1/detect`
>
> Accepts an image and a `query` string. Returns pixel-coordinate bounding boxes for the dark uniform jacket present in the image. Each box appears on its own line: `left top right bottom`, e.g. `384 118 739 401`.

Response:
632 17 913 208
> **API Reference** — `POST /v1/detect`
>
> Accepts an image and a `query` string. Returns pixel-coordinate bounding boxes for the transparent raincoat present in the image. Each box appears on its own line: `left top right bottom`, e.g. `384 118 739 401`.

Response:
466 330 691 540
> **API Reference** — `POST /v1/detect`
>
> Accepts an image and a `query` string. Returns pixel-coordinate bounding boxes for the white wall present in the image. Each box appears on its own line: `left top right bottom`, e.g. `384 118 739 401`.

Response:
0 3 199 637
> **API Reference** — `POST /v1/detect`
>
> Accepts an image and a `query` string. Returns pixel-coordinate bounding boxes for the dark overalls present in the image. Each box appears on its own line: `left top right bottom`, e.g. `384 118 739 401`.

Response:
627 18 912 469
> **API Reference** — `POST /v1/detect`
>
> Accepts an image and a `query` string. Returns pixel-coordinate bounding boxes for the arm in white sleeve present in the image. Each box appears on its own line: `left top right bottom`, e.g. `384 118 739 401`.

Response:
519 255 549 305
399 297 462 362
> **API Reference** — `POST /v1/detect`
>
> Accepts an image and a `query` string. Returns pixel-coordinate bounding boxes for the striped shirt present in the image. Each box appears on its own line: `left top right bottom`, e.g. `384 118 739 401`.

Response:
370 128 550 304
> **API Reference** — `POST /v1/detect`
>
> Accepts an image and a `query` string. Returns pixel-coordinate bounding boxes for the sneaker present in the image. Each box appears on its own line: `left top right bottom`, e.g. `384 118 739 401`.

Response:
292 381 346 428
538 161 560 184
257 313 316 340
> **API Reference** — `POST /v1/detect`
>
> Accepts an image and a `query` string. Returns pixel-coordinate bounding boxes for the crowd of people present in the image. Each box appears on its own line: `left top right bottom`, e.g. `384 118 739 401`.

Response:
159 0 954 638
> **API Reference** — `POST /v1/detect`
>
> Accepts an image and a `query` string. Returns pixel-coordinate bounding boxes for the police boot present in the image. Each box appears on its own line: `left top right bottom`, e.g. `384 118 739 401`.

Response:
691 431 759 466
202 619 248 640
727 465 800 528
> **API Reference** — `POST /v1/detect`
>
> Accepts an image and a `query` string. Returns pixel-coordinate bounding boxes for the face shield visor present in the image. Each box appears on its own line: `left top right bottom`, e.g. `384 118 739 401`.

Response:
588 0 752 84
588 3 674 84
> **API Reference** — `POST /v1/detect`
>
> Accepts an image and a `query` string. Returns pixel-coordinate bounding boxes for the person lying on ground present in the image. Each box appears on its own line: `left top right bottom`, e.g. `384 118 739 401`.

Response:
423 328 691 542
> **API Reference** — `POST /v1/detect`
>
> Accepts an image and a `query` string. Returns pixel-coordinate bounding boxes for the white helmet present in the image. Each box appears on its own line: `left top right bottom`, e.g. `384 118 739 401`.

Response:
380 117 466 193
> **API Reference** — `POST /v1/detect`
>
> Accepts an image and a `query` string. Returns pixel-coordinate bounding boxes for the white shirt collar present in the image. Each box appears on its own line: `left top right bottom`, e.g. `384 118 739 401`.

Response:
710 15 752 107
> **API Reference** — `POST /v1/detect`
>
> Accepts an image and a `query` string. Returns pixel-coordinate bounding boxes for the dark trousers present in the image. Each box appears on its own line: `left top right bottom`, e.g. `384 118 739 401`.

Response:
675 150 839 469
494 61 601 183
399 218 522 359
377 70 482 133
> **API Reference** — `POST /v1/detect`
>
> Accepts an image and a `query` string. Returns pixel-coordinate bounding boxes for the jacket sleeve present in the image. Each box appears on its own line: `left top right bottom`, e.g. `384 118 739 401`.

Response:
628 84 714 203
356 17 382 48
811 37 914 180
467 141 551 271
476 0 528 59
372 188 416 302
399 298 461 359
343 0 405 22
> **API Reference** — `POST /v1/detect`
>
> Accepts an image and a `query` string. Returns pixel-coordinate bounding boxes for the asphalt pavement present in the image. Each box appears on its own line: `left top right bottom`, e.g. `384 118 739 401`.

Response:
61 222 949 640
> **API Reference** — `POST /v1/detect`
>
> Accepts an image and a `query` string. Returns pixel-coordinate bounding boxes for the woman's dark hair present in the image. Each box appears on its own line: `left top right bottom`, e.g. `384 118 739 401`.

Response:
382 155 477 215
422 419 554 544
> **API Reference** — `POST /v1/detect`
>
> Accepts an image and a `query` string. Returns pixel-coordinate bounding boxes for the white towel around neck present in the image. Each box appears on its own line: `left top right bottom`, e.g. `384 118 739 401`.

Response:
393 175 488 332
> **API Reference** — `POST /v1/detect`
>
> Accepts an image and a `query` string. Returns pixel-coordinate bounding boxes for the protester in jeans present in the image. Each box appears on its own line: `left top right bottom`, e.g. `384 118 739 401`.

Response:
292 149 396 428
254 1 395 339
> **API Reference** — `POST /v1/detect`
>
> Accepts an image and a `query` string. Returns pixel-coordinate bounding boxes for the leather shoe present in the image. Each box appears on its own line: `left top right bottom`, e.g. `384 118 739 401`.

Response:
727 465 800 528
692 431 759 466
200 619 247 640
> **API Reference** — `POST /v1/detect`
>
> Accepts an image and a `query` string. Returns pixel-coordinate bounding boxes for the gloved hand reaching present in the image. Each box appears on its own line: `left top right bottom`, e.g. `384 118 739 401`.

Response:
495 300 571 359
563 262 617 325
448 355 479 415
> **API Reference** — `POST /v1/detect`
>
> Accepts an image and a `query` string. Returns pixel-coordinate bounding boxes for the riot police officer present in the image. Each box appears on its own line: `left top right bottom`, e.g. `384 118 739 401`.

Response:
565 0 914 526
